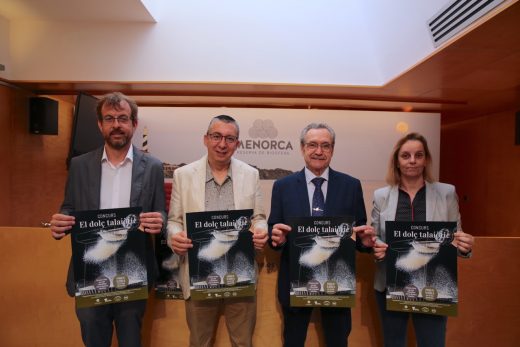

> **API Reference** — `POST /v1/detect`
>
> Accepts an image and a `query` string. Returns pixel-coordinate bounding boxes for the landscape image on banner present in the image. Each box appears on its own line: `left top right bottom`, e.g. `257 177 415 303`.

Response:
289 216 356 308
71 207 148 308
385 221 458 316
186 209 256 300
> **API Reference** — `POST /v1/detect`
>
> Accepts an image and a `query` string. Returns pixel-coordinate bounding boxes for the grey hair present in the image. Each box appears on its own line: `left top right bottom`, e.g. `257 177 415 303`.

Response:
300 123 336 145
207 115 240 137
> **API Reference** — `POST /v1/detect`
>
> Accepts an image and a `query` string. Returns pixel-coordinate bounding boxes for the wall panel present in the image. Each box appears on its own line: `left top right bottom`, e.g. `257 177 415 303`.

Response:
2 87 73 227
441 110 520 236
0 85 12 224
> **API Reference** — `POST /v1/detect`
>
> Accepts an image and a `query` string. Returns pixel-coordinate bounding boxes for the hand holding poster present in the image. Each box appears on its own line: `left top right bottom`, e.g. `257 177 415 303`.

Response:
70 207 147 308
289 216 355 307
186 209 255 300
385 221 458 316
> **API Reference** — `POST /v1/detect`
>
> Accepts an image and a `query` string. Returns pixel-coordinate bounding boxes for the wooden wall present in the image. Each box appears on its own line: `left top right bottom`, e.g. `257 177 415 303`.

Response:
440 110 520 236
1 228 518 347
0 85 73 227
0 85 11 224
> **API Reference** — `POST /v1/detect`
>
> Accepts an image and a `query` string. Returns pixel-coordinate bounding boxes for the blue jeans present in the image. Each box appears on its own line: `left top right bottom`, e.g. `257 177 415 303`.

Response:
375 290 447 347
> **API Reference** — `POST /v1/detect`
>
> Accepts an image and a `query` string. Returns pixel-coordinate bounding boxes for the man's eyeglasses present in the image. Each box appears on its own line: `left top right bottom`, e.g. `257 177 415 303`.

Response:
305 142 333 152
102 115 131 124
207 133 238 144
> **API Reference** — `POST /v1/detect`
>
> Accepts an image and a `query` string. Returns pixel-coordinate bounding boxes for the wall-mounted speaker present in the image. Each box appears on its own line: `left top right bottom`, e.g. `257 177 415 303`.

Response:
516 111 520 146
29 97 58 135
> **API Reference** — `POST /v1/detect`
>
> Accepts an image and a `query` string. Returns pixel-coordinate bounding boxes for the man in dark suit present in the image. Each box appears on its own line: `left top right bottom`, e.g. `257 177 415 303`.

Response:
268 123 375 347
50 92 166 347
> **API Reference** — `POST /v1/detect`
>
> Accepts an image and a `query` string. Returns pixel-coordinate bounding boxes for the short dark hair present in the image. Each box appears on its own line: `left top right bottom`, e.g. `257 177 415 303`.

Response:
96 92 138 123
207 115 240 137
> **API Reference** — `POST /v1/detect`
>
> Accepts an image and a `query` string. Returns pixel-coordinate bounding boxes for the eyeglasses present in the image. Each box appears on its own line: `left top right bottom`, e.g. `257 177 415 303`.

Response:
102 115 131 124
305 142 333 152
207 132 238 144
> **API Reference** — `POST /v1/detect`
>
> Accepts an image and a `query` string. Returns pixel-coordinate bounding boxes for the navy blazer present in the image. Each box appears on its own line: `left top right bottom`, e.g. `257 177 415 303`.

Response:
268 168 368 306
60 145 166 296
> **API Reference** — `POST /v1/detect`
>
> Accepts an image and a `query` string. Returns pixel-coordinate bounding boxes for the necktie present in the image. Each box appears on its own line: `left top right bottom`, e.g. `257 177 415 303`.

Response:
311 177 325 216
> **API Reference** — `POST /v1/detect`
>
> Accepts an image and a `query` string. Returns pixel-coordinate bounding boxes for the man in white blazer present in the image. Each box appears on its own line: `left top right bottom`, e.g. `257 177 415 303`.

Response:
167 115 268 347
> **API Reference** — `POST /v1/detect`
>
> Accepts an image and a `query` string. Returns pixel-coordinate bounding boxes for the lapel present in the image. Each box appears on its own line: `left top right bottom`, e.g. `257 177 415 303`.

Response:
296 169 311 216
130 146 145 207
425 182 437 221
383 185 399 222
231 158 245 209
191 156 207 212
324 168 338 215
88 147 103 209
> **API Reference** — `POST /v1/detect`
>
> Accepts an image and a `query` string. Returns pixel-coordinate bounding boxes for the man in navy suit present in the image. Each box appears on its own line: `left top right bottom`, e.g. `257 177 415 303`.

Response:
268 123 375 347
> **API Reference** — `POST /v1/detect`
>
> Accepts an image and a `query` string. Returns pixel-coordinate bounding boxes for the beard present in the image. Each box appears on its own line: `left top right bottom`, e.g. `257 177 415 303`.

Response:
105 129 130 150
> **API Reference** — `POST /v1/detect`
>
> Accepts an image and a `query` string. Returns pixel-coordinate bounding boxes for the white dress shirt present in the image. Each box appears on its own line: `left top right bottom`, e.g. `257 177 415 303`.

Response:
100 145 133 209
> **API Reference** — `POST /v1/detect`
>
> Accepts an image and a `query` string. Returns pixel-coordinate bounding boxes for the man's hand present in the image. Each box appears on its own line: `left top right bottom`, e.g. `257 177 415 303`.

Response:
170 231 192 256
139 212 163 234
452 230 474 254
353 225 376 248
252 227 268 250
50 213 75 240
373 241 388 261
271 223 292 247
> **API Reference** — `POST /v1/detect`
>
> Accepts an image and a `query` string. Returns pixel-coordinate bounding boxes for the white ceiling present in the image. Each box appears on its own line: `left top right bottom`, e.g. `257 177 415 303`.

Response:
0 0 156 22
0 0 513 87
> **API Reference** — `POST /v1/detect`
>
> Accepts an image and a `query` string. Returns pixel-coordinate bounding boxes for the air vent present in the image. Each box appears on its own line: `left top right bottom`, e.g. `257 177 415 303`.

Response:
428 0 505 47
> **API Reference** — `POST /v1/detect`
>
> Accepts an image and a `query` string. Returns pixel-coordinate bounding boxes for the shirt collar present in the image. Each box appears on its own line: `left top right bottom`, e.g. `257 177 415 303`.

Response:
205 161 232 183
304 166 329 184
101 145 134 166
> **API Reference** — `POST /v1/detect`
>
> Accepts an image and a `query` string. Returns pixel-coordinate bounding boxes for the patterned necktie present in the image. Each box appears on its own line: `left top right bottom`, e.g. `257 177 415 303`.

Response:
311 177 326 216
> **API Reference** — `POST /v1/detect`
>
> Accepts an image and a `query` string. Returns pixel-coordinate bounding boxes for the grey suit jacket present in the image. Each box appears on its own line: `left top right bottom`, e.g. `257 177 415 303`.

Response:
166 155 267 299
371 181 461 292
61 145 166 296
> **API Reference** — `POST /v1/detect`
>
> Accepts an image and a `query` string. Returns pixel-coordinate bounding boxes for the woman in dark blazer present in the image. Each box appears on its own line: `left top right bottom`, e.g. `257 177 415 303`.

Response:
371 132 474 347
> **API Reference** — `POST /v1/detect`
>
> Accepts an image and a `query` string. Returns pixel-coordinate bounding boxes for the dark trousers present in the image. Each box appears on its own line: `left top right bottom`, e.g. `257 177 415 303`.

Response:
282 306 351 347
75 299 147 347
375 290 447 347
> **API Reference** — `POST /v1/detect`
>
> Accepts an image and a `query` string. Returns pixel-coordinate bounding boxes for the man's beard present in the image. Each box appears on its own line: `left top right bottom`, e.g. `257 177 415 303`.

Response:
106 130 130 150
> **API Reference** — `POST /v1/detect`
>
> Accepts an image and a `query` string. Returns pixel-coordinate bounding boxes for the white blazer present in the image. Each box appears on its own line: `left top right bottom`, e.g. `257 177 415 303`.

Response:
371 182 462 292
166 155 267 299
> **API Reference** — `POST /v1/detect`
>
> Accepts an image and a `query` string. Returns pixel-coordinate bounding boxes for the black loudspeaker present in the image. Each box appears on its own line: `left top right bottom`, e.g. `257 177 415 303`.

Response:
516 111 520 146
29 97 58 135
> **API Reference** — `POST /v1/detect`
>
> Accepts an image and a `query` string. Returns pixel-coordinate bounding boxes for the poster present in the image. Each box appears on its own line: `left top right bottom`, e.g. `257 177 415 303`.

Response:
289 216 355 307
186 209 256 300
70 207 147 308
385 221 458 316
154 231 184 300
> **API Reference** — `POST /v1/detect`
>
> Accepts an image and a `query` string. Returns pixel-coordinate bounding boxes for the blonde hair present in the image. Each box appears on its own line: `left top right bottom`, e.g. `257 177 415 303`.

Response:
385 132 435 186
